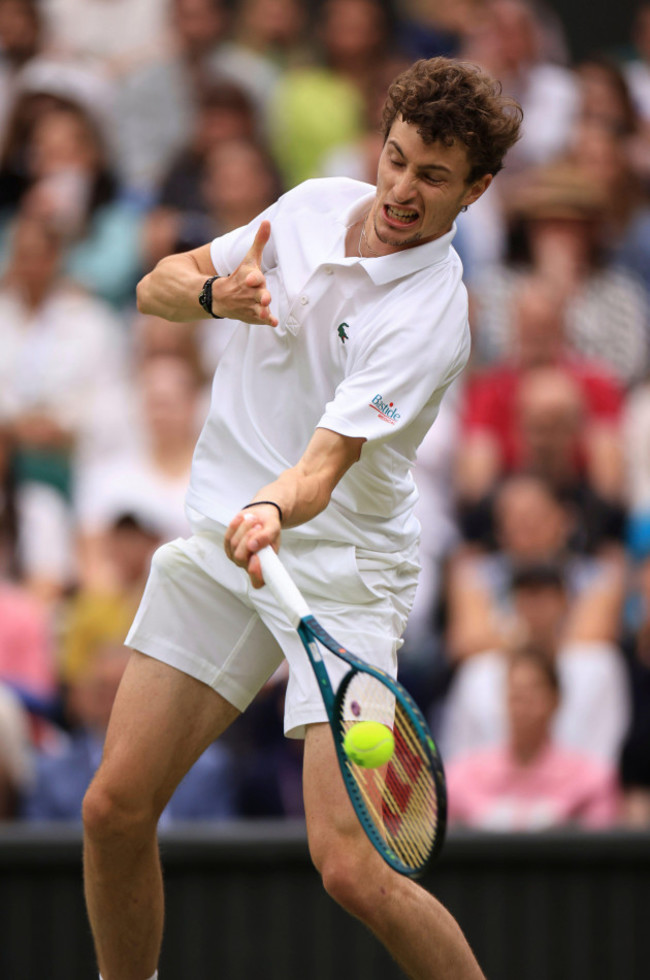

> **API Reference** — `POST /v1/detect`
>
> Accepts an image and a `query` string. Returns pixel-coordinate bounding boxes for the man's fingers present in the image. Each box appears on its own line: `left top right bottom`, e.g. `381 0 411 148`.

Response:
245 269 265 288
246 219 271 267
258 306 279 327
248 553 265 589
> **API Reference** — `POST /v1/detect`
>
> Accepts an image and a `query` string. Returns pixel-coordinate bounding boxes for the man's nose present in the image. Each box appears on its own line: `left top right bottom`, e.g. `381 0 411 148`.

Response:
393 169 416 202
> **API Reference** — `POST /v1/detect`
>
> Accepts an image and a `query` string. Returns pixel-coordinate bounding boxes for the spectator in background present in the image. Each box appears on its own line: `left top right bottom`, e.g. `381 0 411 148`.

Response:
470 161 649 386
0 432 60 766
0 560 56 705
442 560 630 767
200 138 282 234
398 382 464 712
129 309 230 389
0 429 56 707
622 384 650 825
619 525 650 826
446 474 625 664
0 424 19 578
446 645 621 830
568 117 650 297
142 80 257 267
38 0 168 75
216 0 309 130
0 0 43 140
21 642 237 822
113 0 231 203
0 99 143 308
0 395 75 603
0 682 33 819
59 513 162 686
143 134 281 269
623 2 650 125
515 367 626 556
227 665 304 818
625 380 650 527
0 211 126 435
0 55 114 205
397 0 484 60
456 275 626 544
461 0 578 171
268 0 395 186
130 311 210 378
75 355 204 590
576 54 639 137
0 211 129 597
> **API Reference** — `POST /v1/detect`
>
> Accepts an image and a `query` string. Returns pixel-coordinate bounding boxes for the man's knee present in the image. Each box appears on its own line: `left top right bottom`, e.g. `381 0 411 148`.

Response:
82 771 157 846
313 834 388 922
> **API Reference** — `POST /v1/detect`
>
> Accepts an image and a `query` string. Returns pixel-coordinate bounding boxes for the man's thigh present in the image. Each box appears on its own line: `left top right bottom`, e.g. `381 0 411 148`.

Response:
303 723 374 863
96 650 241 813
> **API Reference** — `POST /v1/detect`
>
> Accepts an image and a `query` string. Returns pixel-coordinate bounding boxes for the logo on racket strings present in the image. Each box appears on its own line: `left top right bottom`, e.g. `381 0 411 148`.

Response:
382 729 425 835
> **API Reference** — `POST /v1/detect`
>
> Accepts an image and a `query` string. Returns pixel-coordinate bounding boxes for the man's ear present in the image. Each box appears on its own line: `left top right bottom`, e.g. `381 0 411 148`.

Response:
464 173 493 209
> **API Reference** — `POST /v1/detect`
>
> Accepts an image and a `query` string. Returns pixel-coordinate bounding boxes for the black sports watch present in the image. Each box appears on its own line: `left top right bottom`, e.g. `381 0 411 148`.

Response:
198 275 224 319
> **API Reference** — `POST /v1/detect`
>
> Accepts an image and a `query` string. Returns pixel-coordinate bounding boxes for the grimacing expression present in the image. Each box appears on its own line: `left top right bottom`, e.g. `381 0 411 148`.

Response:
368 117 491 253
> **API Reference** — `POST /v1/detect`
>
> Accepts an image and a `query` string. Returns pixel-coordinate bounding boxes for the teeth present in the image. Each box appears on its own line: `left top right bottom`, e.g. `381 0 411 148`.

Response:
387 205 417 221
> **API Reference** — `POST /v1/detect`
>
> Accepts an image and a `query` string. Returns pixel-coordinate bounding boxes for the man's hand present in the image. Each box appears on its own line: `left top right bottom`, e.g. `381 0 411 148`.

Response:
225 502 282 588
224 429 364 587
211 221 278 326
136 220 279 325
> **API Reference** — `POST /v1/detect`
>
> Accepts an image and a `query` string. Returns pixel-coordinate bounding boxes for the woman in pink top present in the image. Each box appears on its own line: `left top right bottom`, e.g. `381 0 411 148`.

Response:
446 646 621 830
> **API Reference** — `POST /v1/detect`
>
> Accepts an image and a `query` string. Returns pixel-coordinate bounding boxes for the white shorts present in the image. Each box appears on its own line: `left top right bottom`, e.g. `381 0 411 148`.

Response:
126 511 419 738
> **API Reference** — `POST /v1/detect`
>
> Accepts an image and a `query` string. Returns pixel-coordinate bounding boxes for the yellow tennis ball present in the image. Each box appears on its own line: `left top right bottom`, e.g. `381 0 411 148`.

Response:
343 721 395 769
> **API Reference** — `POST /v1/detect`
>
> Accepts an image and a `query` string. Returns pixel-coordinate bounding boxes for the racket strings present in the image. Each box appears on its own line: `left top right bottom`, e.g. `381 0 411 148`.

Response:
338 672 441 872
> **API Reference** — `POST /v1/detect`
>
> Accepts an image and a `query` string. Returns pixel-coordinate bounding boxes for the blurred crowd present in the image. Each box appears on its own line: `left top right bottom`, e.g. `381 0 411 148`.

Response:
2 0 650 833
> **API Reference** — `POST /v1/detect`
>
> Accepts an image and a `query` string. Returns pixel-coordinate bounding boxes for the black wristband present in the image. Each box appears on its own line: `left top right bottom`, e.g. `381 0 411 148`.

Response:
198 275 224 319
241 500 283 523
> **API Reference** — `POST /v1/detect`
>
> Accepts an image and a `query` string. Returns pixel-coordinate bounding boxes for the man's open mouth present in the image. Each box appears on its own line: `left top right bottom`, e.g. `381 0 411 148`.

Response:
384 204 419 226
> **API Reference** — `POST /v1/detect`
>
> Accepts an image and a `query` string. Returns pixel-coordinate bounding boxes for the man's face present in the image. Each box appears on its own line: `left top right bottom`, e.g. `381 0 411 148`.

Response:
507 659 558 750
369 117 491 252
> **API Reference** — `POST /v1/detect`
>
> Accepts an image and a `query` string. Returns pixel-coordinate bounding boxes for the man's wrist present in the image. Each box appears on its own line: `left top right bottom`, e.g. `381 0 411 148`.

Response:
198 275 225 319
241 501 283 524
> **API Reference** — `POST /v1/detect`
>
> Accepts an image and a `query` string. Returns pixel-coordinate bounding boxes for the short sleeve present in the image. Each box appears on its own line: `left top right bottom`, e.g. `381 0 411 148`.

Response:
318 292 470 444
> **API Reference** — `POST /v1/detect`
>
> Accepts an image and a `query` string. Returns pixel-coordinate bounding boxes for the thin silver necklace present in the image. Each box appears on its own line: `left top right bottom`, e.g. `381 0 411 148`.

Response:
358 212 380 258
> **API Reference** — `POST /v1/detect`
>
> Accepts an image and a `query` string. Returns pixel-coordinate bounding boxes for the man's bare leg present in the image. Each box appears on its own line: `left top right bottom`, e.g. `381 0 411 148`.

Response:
83 651 240 980
303 724 485 980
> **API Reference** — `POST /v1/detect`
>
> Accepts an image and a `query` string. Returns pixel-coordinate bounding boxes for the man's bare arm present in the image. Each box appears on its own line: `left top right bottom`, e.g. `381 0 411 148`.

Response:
225 427 366 585
136 220 279 326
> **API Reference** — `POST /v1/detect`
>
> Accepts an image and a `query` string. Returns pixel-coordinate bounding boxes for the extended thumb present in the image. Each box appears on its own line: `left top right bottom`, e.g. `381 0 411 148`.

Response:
248 220 271 265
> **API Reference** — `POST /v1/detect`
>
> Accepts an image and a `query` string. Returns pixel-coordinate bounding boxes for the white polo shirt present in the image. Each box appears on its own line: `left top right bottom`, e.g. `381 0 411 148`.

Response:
186 177 470 554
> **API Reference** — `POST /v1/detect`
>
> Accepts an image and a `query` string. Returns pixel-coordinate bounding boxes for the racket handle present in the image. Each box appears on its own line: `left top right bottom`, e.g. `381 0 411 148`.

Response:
257 546 311 626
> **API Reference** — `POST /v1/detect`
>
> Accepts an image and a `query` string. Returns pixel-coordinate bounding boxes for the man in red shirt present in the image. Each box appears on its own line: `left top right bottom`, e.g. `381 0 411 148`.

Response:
457 275 625 552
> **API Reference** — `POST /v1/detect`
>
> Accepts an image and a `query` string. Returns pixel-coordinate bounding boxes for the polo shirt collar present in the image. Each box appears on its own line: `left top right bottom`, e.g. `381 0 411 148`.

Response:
337 192 457 285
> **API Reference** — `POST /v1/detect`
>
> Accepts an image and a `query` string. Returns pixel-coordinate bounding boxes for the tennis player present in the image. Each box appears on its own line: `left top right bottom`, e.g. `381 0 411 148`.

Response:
83 58 522 980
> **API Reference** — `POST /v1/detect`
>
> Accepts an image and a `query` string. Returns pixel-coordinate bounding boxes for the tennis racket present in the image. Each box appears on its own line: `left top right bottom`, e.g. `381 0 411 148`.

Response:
257 545 447 879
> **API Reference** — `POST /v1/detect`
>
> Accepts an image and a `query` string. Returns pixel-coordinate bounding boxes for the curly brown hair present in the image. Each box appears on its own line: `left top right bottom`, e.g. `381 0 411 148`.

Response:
381 58 523 183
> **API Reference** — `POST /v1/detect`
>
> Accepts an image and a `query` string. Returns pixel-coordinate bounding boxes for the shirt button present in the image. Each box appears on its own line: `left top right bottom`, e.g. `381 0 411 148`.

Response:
324 266 333 275
300 295 309 305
